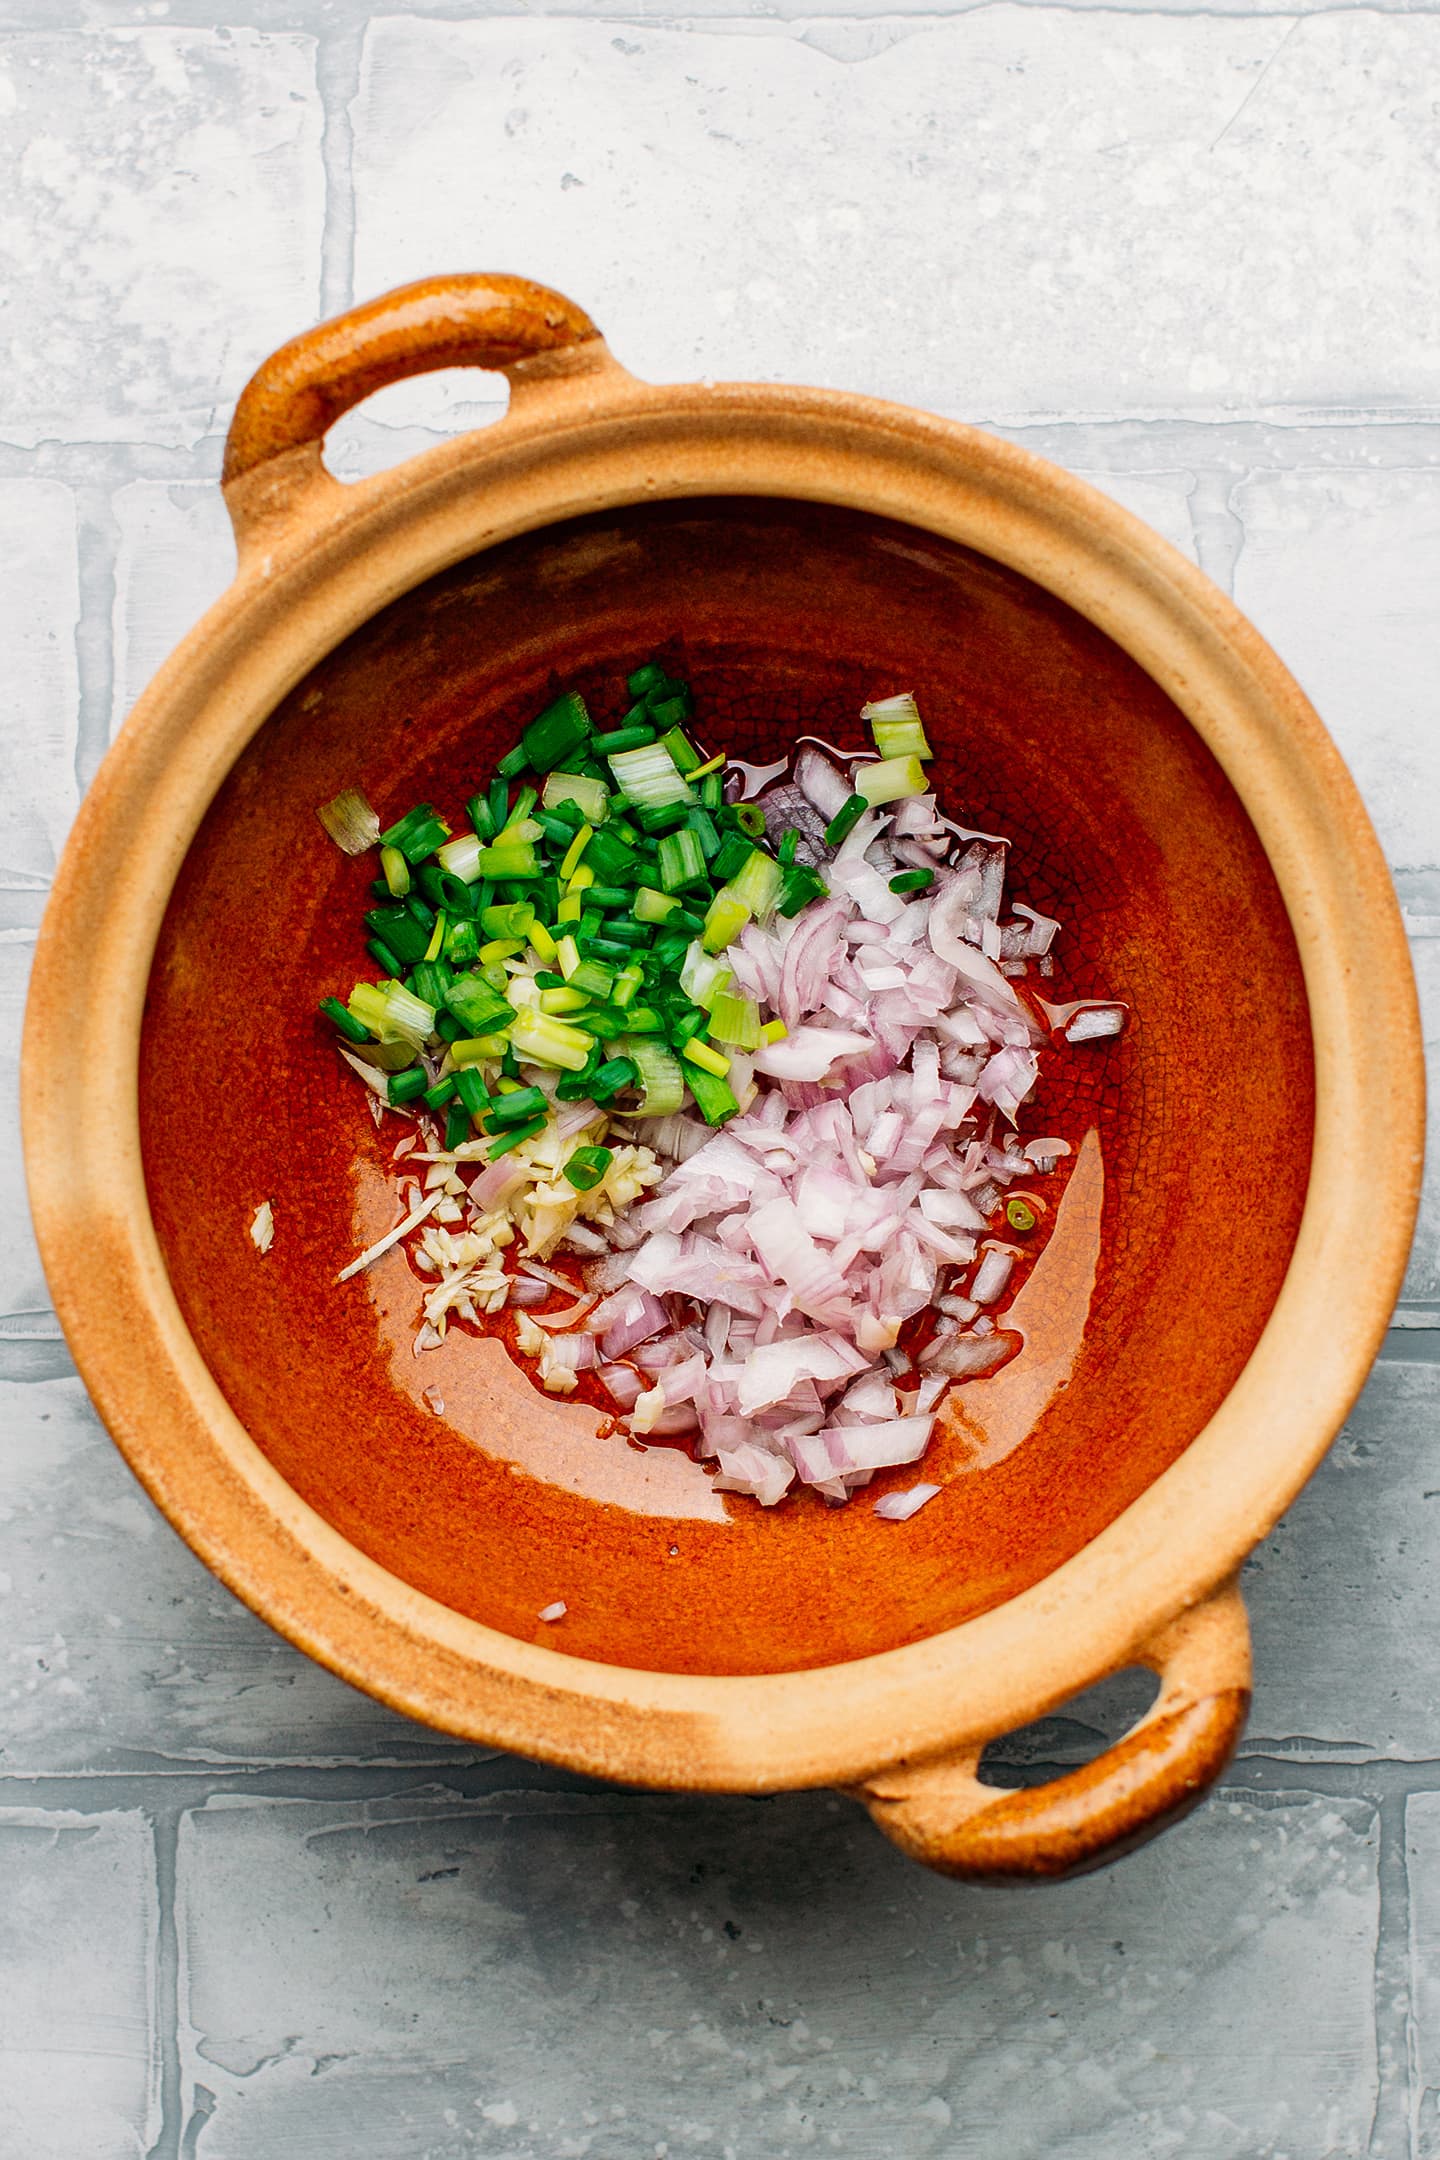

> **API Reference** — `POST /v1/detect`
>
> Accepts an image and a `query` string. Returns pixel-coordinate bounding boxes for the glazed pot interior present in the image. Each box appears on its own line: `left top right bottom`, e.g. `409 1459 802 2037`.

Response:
140 497 1313 1677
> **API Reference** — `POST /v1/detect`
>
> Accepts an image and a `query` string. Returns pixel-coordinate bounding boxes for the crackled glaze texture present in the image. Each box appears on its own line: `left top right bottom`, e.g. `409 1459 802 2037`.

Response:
141 499 1312 1675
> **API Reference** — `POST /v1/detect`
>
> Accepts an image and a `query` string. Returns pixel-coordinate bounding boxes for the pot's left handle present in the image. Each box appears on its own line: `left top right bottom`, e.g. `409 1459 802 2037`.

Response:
221 273 608 554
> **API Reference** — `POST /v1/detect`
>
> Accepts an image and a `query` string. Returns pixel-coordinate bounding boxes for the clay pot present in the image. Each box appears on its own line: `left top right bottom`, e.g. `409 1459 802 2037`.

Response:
22 276 1424 1880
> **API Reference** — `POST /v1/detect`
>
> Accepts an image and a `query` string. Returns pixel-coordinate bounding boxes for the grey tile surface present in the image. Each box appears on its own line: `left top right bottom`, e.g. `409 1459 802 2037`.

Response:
0 3 1436 2155
0 1803 159 2155
174 1784 1380 2159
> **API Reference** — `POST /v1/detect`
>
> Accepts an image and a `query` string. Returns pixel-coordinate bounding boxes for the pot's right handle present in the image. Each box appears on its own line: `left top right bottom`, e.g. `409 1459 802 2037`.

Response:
221 273 608 553
852 1577 1251 1882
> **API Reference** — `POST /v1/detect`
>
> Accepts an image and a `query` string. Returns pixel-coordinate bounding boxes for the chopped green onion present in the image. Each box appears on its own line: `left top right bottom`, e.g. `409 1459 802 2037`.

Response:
658 725 701 774
679 942 734 1009
685 1064 740 1127
487 1116 548 1159
626 661 668 697
632 799 692 837
423 1074 457 1109
522 691 591 772
633 885 681 925
383 980 436 1045
563 1144 615 1191
725 847 782 922
507 1011 595 1072
569 957 615 1000
612 963 644 1009
682 1036 731 1078
684 807 721 861
689 751 726 781
481 901 534 942
539 986 589 1015
863 693 933 762
590 918 649 949
856 754 927 805
734 804 766 839
474 841 540 880
378 803 450 862
700 890 751 955
1006 1197 1038 1234
656 826 708 894
444 1102 471 1150
454 1067 493 1116
444 976 514 1034
379 844 411 896
759 1017 788 1045
777 830 798 868
501 785 538 831
608 741 694 812
559 822 593 882
450 1034 509 1065
363 904 430 965
583 828 641 885
435 833 484 883
554 1050 602 1101
485 1085 548 1130
408 959 453 1011
366 937 404 976
825 794 868 849
556 933 582 980
622 1037 685 1116
778 864 828 918
711 831 753 885
346 981 390 1035
541 770 609 825
318 788 381 855
889 868 935 894
588 1056 637 1104
592 725 657 756
527 919 559 966
320 995 371 1044
444 918 481 967
706 993 761 1050
465 792 496 841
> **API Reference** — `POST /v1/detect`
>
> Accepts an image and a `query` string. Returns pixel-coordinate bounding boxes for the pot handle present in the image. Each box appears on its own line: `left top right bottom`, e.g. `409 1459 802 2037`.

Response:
221 273 605 544
851 1576 1251 1882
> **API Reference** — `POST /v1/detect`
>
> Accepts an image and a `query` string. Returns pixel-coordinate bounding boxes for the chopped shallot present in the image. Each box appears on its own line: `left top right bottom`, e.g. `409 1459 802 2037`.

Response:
874 1484 941 1521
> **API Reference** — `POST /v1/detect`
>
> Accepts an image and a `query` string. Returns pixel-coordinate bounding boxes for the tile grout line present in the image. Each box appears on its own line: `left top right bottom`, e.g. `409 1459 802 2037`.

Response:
10 1752 1440 1813
72 481 121 796
316 23 363 321
1371 1794 1415 2159
143 1806 184 2160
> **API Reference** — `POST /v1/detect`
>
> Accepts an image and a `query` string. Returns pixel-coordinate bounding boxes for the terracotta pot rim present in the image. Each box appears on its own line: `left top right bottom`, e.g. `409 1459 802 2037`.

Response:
22 340 1424 1792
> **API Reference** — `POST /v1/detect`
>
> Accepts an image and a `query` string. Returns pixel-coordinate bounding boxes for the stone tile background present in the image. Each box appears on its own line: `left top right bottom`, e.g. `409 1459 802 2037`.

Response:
0 1 1435 2153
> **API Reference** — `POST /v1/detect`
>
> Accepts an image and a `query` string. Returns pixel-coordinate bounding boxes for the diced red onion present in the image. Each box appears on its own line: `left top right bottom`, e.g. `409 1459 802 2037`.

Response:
874 1483 941 1521
543 1333 596 1373
599 1363 644 1410
971 1248 1016 1306
601 1288 671 1359
507 1276 551 1308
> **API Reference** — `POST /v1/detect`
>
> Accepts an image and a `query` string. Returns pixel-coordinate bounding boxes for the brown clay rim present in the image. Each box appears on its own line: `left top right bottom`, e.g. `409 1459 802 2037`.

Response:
22 342 1424 1793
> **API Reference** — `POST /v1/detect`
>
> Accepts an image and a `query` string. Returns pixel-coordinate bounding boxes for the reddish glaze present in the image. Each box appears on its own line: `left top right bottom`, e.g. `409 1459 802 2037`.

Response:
139 498 1313 1677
